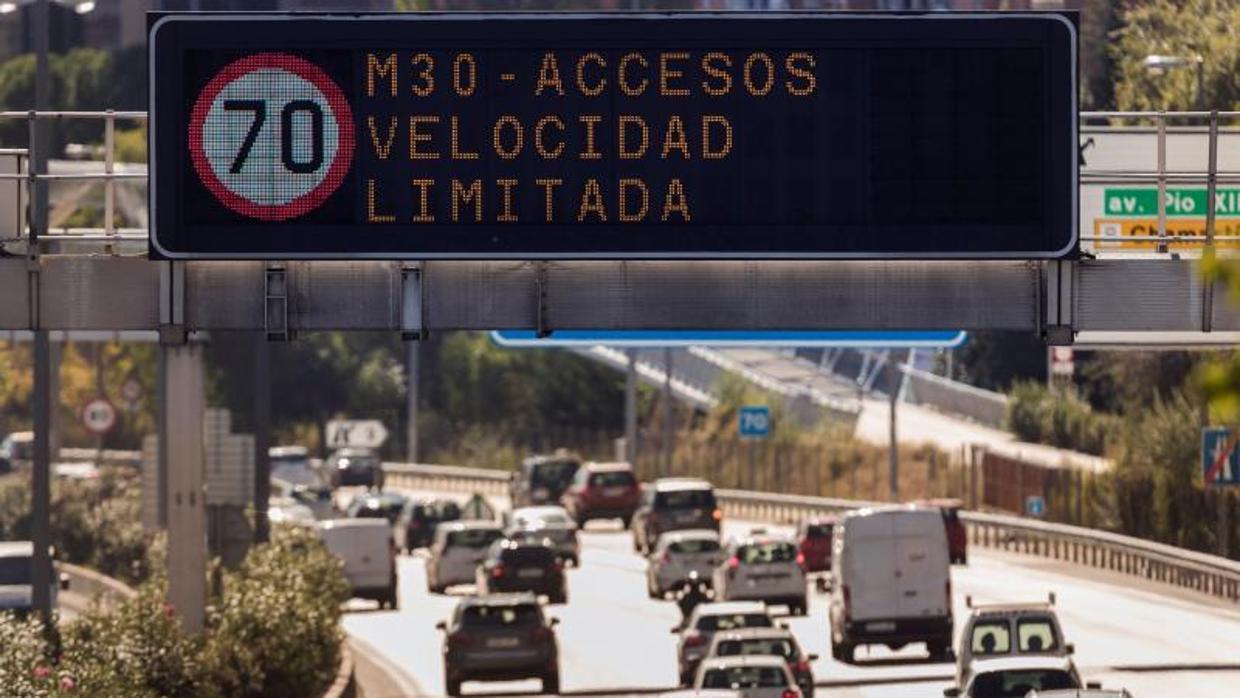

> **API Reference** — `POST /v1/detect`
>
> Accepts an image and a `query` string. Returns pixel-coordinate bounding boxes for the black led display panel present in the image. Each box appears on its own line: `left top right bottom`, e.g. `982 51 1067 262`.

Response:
149 12 1078 259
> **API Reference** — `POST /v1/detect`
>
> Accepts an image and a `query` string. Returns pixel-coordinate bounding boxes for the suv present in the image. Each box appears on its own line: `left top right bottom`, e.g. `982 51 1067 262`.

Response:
796 517 835 575
713 534 808 616
396 498 462 552
476 539 568 604
914 499 968 565
956 595 1071 688
705 627 818 698
674 601 774 686
509 454 581 508
560 461 641 527
945 656 1083 698
437 594 560 696
327 447 383 488
647 529 723 599
694 655 801 698
345 491 407 524
633 478 722 554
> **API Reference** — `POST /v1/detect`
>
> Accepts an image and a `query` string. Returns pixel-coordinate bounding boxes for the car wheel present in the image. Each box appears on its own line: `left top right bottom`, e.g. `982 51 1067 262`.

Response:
551 589 568 605
445 673 461 696
793 598 808 616
928 640 950 662
834 641 854 663
647 577 660 599
542 671 560 694
621 515 632 530
569 555 580 568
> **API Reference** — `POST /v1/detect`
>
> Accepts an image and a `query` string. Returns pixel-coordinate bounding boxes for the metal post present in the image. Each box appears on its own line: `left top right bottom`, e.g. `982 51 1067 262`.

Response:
32 0 49 236
164 343 206 633
157 349 168 527
253 333 270 544
31 330 51 623
405 339 419 464
625 349 637 464
662 348 673 472
1156 112 1168 253
887 351 900 502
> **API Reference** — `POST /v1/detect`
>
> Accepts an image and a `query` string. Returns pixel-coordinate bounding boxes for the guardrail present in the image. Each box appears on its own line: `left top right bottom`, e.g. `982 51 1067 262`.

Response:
380 461 1240 605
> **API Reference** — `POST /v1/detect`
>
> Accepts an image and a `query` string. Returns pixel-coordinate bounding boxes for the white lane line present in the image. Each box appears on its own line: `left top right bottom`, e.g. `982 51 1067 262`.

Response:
349 634 426 697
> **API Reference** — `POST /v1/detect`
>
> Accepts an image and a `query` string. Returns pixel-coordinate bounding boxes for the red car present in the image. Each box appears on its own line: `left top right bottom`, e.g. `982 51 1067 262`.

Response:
914 499 968 565
796 517 836 573
560 461 641 528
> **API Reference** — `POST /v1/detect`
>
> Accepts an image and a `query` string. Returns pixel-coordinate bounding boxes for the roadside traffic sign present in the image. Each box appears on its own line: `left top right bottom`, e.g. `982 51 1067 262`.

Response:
738 406 771 439
490 330 967 349
1202 426 1240 487
326 419 388 449
81 397 117 436
1025 495 1046 518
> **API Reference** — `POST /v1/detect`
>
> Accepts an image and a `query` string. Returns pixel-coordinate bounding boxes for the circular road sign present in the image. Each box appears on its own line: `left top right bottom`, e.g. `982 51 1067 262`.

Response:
81 397 117 436
189 52 355 221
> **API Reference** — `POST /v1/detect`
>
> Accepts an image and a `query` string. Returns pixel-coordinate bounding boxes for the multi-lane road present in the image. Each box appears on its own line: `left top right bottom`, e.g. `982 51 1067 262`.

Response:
342 491 1240 697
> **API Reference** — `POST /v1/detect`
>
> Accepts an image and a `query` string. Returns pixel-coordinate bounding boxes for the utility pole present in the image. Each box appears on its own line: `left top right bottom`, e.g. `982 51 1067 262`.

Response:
887 350 906 503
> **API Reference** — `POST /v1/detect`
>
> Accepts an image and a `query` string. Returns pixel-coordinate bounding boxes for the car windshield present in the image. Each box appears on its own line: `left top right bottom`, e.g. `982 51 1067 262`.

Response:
338 453 377 467
461 603 542 627
447 529 503 549
669 538 720 554
971 621 1013 655
655 489 716 509
715 638 797 660
737 541 797 564
1017 619 1059 652
702 666 788 689
530 460 578 488
697 613 773 632
9 440 32 460
971 669 1078 697
270 454 307 469
805 524 832 539
500 546 556 565
590 471 635 487
0 556 31 585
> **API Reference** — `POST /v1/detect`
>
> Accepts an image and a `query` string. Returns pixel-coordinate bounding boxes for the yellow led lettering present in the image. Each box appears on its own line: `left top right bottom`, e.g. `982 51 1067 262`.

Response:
743 52 775 96
579 115 602 160
661 178 691 222
366 53 398 97
411 178 434 223
367 116 397 160
366 179 395 223
578 179 607 222
702 115 733 160
535 52 566 96
453 52 477 97
409 115 439 160
619 115 649 160
659 52 690 96
411 52 434 97
618 178 650 222
576 52 607 97
535 115 565 159
701 52 732 96
497 178 519 222
452 179 483 223
536 178 563 222
492 115 524 160
450 116 479 160
661 115 690 160
618 53 649 97
785 52 816 96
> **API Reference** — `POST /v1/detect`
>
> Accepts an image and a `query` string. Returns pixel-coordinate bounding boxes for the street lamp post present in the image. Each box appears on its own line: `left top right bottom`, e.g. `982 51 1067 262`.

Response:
1143 54 1206 110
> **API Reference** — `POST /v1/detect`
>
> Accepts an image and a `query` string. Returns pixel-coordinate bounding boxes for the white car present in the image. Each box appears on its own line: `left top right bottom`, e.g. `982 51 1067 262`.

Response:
944 655 1084 698
506 505 580 566
425 520 505 593
1027 691 1130 698
675 601 775 686
712 535 807 616
694 655 802 698
704 627 817 698
316 518 398 609
956 595 1071 687
648 529 723 598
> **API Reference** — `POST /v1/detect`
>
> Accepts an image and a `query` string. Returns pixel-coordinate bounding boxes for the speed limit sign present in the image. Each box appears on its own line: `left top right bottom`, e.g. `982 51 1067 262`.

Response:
81 397 118 436
188 52 355 221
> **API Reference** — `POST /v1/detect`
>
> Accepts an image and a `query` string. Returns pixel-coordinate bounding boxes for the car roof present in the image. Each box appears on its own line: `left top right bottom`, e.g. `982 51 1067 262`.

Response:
0 541 33 557
731 533 795 547
458 592 540 607
3 431 33 442
581 461 633 472
358 492 406 505
333 447 375 456
1030 691 1131 698
523 454 579 466
968 655 1076 673
269 445 308 457
699 655 789 670
319 518 390 531
440 520 503 533
512 505 570 517
694 601 768 616
659 529 720 544
709 627 795 643
652 478 714 492
970 604 1057 617
658 691 743 698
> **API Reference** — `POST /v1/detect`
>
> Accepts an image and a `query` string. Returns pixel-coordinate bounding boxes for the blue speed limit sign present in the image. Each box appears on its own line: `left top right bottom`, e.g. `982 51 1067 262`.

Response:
739 405 771 439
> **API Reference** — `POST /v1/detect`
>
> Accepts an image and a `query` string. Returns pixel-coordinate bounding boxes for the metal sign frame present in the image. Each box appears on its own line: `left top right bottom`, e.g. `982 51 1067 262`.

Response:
149 11 1078 260
490 329 967 348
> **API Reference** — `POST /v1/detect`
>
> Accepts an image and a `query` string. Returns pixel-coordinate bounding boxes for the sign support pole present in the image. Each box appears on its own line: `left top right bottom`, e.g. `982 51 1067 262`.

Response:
406 340 419 464
663 348 674 474
625 349 637 465
887 351 903 503
164 343 206 633
31 330 51 623
253 332 270 544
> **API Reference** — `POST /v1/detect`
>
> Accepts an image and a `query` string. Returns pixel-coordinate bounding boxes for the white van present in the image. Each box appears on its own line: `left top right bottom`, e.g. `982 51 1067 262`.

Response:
317 519 398 609
0 542 68 616
827 506 953 663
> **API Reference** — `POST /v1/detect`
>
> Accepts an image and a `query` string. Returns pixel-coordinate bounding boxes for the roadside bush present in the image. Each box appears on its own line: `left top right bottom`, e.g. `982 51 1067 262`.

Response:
1007 381 1114 456
0 613 62 696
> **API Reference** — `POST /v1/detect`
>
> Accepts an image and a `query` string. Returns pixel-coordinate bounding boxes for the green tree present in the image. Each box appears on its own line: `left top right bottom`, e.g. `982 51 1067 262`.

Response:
1110 0 1240 111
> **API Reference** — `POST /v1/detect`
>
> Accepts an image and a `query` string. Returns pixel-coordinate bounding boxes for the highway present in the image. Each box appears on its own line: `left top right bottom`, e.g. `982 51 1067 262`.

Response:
342 491 1240 697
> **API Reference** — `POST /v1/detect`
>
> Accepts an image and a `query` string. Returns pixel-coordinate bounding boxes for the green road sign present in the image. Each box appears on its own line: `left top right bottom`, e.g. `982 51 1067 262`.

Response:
1104 188 1240 218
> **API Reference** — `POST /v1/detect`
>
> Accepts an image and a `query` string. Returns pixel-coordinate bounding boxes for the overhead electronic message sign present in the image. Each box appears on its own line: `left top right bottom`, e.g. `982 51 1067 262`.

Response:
149 13 1077 259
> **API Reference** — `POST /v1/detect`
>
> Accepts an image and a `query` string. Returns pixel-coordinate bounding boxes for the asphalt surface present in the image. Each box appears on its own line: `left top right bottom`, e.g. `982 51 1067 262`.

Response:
341 491 1240 698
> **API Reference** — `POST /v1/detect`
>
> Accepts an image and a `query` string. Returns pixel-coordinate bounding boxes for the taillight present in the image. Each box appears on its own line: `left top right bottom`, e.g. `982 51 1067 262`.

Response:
660 550 671 564
793 659 811 674
945 578 952 605
530 625 554 642
781 690 799 698
684 632 705 648
842 584 851 619
711 508 723 522
447 633 472 648
727 556 739 570
491 565 506 579
795 552 806 568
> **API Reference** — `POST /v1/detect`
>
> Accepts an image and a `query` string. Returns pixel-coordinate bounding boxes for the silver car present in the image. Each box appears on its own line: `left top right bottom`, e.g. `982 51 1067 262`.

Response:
694 655 801 698
674 601 774 686
506 506 580 566
704 627 817 698
648 529 723 598
712 535 808 616
426 521 506 594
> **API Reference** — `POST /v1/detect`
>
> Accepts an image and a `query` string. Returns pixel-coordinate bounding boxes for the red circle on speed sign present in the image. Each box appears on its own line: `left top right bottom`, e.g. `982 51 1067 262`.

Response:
81 398 117 436
188 52 355 221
